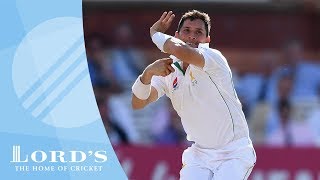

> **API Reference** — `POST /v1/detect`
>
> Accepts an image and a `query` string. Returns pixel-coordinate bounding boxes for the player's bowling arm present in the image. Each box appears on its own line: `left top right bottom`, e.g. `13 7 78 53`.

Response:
150 11 204 67
163 39 205 68
131 87 158 110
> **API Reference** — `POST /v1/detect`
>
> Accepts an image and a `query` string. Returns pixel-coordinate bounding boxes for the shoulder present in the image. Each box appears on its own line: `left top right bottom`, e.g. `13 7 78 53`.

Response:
197 44 229 71
198 43 223 55
198 44 226 64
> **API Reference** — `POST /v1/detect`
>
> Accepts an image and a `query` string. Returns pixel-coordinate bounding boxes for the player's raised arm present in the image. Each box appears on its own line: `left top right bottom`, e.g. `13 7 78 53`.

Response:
150 11 211 68
131 58 174 110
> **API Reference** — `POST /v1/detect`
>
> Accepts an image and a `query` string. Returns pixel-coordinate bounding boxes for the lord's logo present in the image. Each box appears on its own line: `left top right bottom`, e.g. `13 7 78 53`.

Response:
10 145 108 163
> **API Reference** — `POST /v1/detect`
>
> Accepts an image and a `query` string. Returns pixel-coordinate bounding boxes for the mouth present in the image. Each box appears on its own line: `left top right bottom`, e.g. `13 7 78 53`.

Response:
186 42 198 48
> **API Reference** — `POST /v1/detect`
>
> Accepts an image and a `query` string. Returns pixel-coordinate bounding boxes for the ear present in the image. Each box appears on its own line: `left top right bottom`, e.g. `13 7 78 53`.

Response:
206 35 211 43
174 31 179 38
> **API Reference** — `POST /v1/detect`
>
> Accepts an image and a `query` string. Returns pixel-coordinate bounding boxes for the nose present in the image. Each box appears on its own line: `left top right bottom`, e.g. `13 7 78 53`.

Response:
189 34 196 38
189 35 196 40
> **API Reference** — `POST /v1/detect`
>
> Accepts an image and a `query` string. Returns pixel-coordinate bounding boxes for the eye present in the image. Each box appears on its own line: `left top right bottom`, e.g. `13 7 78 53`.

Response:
196 31 203 35
183 29 190 33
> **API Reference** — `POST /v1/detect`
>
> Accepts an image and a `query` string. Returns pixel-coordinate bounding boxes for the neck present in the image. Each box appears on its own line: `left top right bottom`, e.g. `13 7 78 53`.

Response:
182 62 189 71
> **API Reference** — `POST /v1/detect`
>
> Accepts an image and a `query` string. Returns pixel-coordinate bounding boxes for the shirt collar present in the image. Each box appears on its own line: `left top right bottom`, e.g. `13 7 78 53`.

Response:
169 55 179 63
198 43 209 48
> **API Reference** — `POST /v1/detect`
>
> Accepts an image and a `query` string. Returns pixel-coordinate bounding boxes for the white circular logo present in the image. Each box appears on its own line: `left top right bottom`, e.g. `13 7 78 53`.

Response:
12 17 100 128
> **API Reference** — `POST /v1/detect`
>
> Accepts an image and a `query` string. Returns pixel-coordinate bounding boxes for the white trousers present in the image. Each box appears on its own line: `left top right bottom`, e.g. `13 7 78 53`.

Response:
180 138 256 180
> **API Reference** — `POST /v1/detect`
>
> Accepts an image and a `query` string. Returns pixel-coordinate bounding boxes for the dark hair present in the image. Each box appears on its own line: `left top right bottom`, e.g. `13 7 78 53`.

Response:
177 10 211 37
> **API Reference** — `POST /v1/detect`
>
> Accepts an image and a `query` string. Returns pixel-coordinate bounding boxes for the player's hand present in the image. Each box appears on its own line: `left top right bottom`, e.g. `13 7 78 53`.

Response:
146 58 175 77
141 58 175 84
150 11 175 37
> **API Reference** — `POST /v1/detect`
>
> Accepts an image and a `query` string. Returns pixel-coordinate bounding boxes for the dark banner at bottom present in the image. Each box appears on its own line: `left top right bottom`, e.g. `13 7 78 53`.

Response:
115 146 320 180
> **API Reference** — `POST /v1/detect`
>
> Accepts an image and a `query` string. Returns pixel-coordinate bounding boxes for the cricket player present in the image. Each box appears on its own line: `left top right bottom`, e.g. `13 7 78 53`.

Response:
131 10 256 179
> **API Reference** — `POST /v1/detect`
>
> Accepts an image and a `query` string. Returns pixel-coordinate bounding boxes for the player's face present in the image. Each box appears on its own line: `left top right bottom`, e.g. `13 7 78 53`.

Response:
175 19 210 48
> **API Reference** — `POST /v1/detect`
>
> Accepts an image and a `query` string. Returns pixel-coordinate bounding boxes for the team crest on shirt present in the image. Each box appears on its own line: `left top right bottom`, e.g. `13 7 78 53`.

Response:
190 71 197 86
172 77 178 92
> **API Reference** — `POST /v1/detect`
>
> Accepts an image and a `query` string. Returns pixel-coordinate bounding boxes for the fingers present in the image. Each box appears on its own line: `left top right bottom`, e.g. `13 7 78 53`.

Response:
162 11 174 23
165 69 171 75
158 64 174 77
162 58 175 73
153 57 175 77
152 11 174 34
167 14 175 25
159 57 171 61
158 57 173 64
167 64 175 73
165 58 173 64
159 12 167 21
160 68 171 77
163 63 175 76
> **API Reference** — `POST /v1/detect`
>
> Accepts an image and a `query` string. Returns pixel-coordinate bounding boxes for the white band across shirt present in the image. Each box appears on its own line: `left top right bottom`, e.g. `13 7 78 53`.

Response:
151 43 250 149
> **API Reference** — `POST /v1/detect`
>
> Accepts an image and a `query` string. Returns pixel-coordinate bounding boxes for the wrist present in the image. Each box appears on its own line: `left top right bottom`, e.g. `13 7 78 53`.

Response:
132 75 152 100
150 28 157 37
151 32 172 53
141 69 153 85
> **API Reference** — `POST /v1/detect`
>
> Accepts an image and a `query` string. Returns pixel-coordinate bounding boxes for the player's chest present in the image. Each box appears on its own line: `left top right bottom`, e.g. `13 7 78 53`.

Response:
168 64 198 94
167 64 215 106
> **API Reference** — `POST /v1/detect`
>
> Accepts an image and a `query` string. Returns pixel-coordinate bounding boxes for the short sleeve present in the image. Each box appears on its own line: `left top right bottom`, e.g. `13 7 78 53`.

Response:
198 46 229 73
151 75 168 100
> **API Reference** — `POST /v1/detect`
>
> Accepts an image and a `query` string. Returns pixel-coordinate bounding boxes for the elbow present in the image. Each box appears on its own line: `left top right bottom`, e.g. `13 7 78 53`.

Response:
131 102 142 110
131 95 145 110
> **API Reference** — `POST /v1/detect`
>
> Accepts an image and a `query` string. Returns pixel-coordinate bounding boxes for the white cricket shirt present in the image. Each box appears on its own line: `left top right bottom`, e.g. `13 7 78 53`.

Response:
151 43 250 149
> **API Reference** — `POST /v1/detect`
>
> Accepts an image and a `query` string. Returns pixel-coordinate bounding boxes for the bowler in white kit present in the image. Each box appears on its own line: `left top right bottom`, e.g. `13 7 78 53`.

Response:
131 10 256 179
